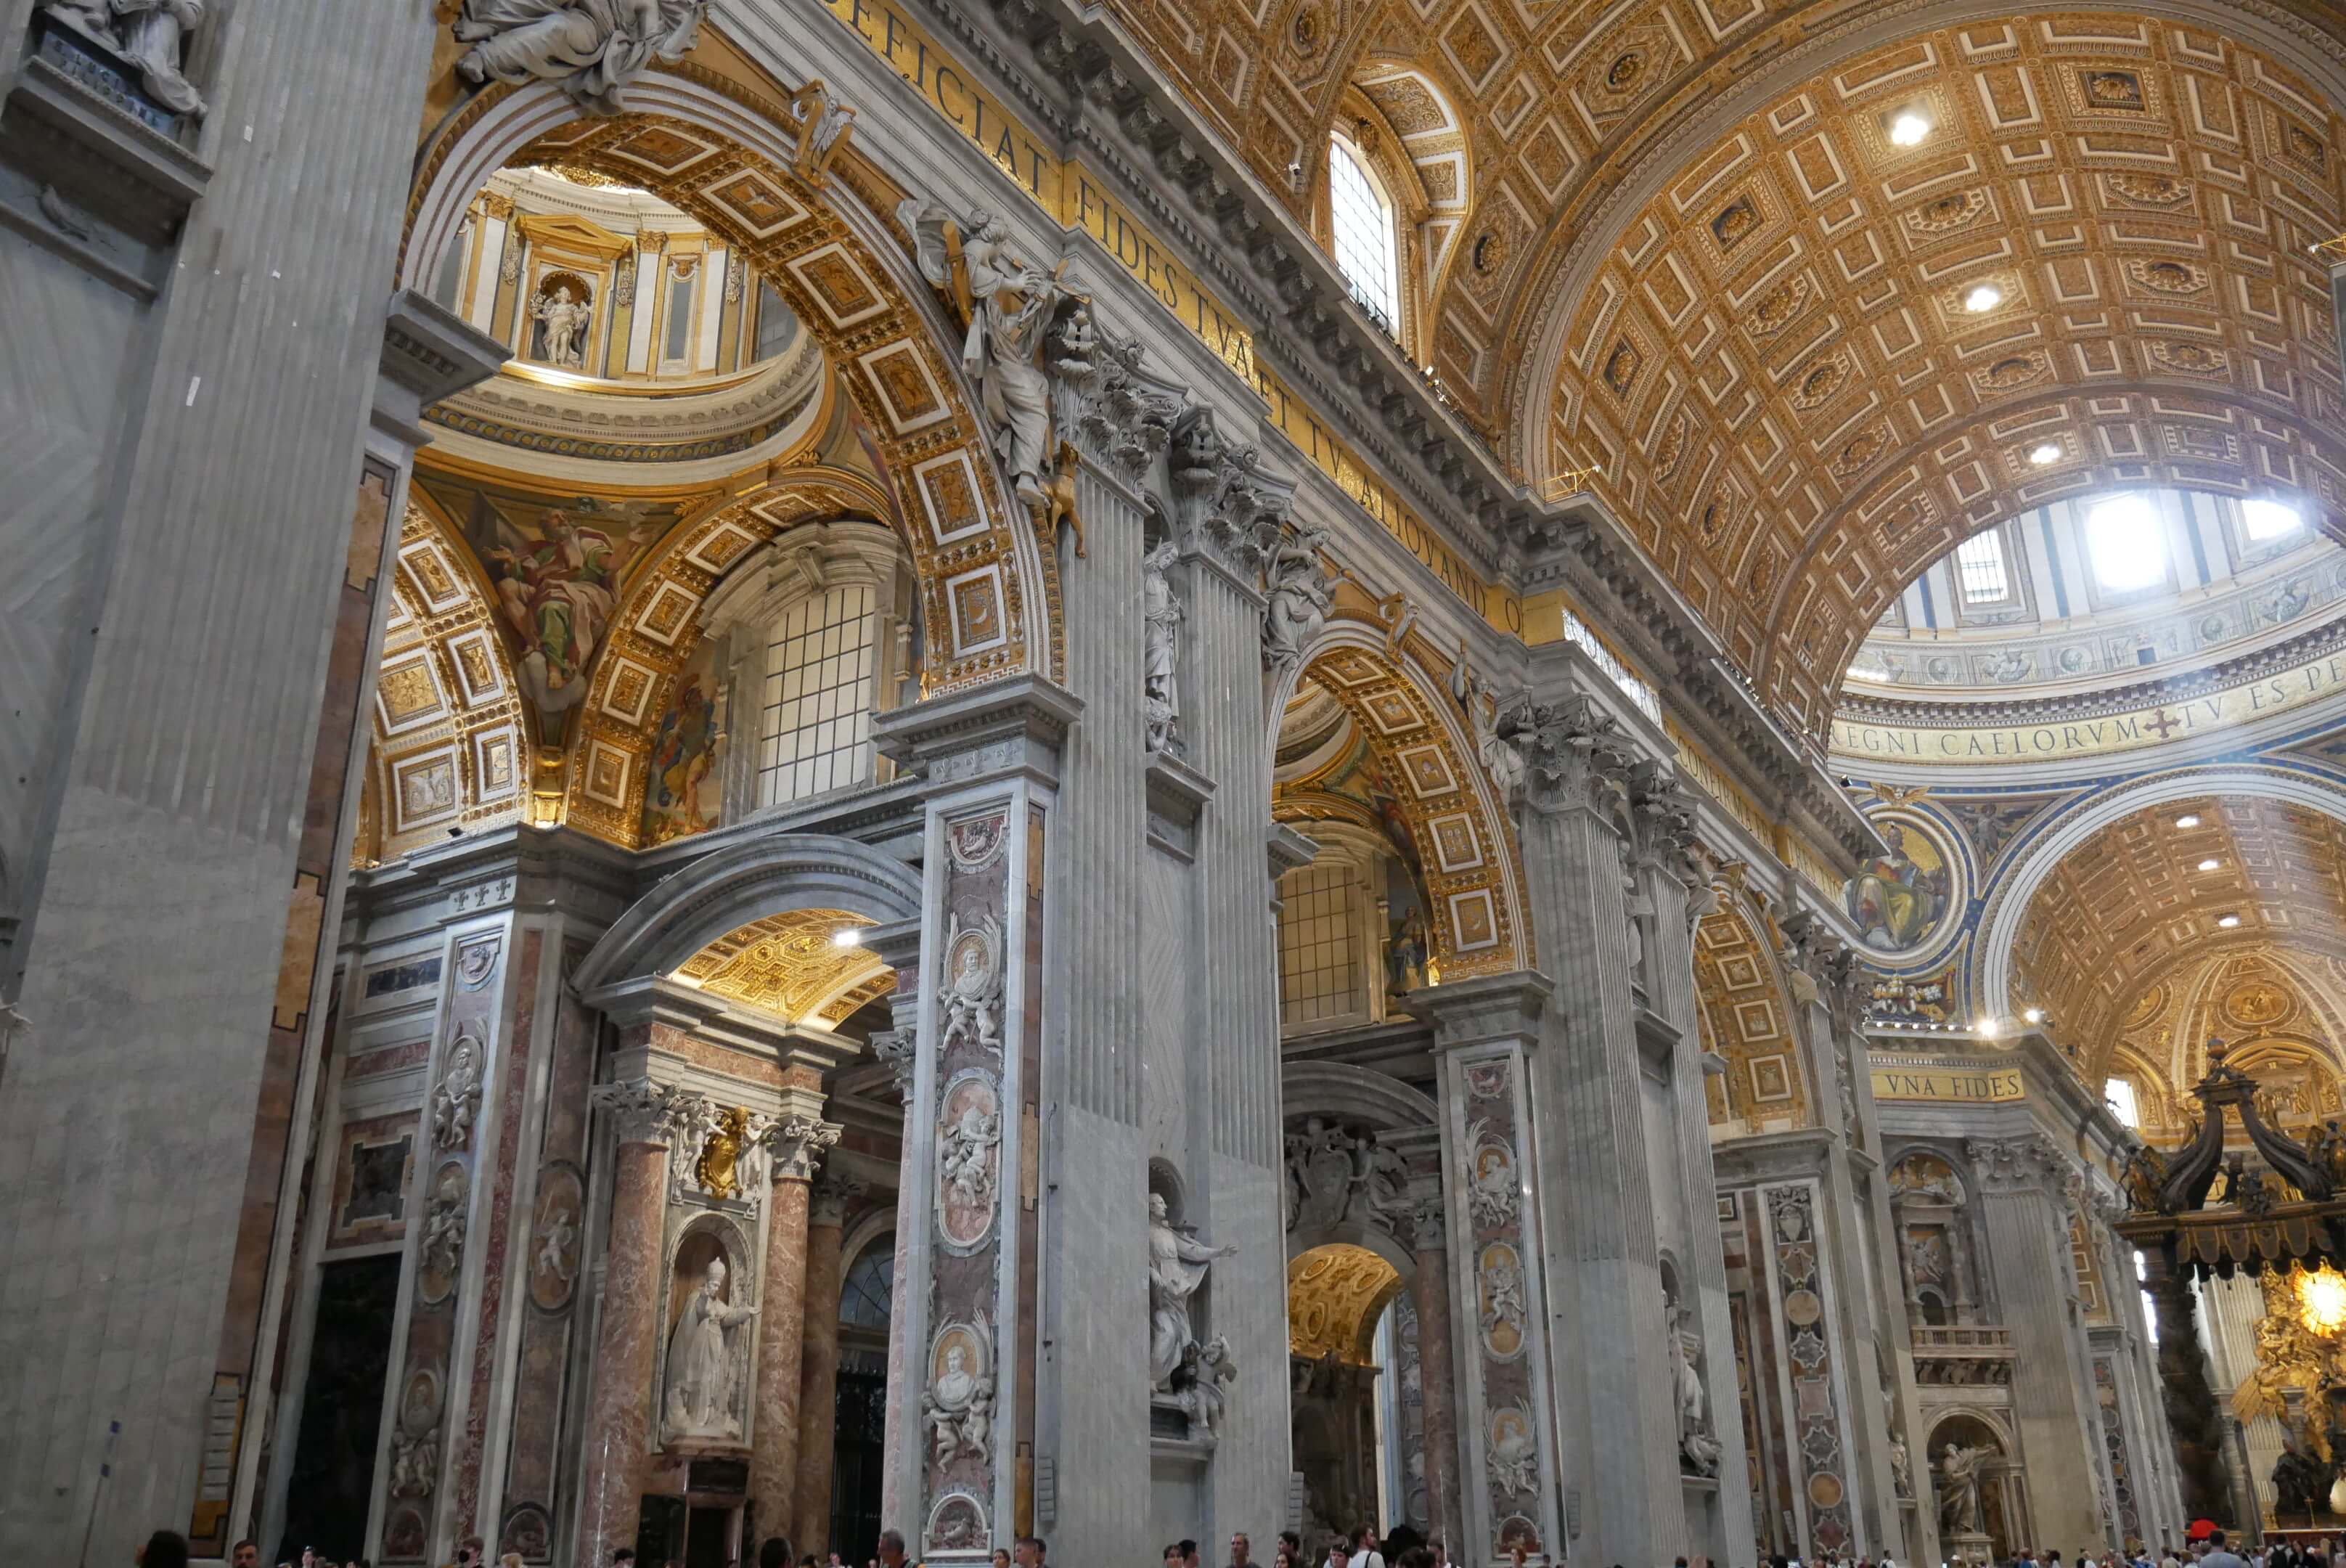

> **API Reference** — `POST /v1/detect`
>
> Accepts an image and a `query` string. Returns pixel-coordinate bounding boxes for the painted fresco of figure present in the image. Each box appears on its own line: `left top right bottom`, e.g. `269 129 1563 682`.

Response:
1844 820 1948 950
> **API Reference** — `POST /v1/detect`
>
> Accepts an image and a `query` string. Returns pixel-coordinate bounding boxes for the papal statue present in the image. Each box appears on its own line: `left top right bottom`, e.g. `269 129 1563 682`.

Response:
663 1257 758 1439
1148 1191 1235 1389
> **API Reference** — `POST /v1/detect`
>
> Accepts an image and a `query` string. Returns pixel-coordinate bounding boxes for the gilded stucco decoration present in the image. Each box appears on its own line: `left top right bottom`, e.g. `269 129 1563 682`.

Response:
1518 17 2346 740
674 908 893 1024
358 505 534 865
2235 1265 2346 1442
2014 795 2346 1067
1274 621 1533 976
1694 893 1809 1130
1288 1241 1405 1363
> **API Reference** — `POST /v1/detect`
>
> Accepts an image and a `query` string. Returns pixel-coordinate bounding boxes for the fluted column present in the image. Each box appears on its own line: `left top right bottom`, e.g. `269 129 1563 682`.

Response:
796 1172 866 1558
751 1107 841 1543
1409 1200 1464 1560
1511 696 1686 1561
1967 1137 2104 1544
579 1082 691 1568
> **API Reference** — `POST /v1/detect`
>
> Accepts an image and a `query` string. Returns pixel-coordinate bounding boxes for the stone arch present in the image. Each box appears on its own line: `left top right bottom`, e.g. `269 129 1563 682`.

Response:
359 502 536 864
575 831 923 1000
1349 59 1474 301
1693 888 1809 1132
1270 616 1534 978
1976 765 2346 1018
1280 1061 1437 1271
400 73 1060 754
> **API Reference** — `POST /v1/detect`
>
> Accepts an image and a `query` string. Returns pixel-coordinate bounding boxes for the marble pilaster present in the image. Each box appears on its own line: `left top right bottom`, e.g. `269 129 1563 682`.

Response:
796 1172 864 1559
1409 1201 1465 1559
1966 1136 2104 1544
578 1081 692 1568
1509 693 1686 1561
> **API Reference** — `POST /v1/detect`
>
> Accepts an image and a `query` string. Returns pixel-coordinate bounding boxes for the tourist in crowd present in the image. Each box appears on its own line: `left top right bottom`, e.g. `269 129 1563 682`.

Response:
877 1532 907 1568
1349 1526 1385 1568
138 1533 192 1568
992 1550 1010 1568
1228 1533 1257 1568
1015 1538 1047 1568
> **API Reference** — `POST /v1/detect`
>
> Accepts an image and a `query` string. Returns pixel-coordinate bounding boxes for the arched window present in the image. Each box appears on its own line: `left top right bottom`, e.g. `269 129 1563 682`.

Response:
757 579 880 807
1329 136 1400 338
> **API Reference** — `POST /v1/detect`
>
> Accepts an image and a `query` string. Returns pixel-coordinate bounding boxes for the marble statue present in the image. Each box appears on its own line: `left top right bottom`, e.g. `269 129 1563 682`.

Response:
1487 1405 1538 1496
451 0 707 118
530 285 592 369
786 78 857 187
923 1315 995 1465
1937 1442 1986 1532
45 0 209 118
1262 519 1333 677
420 1185 467 1285
1143 538 1184 754
1175 1335 1237 1441
1889 1432 1913 1498
536 1204 577 1283
939 1095 1001 1211
1451 641 1526 799
432 1035 483 1151
939 912 1003 1053
663 1257 757 1440
1667 1299 1718 1476
1149 1191 1236 1389
899 200 1081 508
388 1426 438 1498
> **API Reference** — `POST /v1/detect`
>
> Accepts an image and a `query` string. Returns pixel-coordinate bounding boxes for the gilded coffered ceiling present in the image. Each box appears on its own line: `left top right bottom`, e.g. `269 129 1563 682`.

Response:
674 908 894 1024
1120 1 2346 738
1287 1241 1405 1361
2014 793 2346 1068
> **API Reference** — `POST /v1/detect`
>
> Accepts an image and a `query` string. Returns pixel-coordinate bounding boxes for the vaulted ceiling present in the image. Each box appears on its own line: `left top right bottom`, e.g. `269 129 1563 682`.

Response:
2013 793 2346 1068
1116 4 2346 738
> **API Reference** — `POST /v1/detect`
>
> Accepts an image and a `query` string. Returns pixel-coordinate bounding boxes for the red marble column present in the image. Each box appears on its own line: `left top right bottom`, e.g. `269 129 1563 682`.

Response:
579 1087 679 1568
1413 1213 1464 1561
750 1117 834 1545
794 1175 863 1558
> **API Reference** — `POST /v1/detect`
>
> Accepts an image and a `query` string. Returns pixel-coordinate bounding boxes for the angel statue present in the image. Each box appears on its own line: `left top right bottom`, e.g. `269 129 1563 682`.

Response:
898 200 1082 509
787 78 857 186
1451 640 1526 799
452 0 708 118
1262 519 1333 678
529 284 592 369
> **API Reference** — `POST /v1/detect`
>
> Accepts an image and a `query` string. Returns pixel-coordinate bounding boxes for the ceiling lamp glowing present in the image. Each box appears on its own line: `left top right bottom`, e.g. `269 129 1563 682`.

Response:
832 927 864 948
2175 814 2201 828
2218 913 2242 928
2198 858 2220 872
2023 1008 2044 1024
1889 112 1932 147
1963 283 2003 313
2028 441 2061 465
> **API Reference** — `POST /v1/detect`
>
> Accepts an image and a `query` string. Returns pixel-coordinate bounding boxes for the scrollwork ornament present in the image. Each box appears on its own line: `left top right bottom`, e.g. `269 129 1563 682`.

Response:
765 1114 843 1184
590 1078 700 1147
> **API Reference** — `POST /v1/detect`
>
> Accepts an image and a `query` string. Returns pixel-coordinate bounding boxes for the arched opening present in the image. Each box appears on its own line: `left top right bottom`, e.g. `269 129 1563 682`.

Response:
1328 134 1402 342
1288 1242 1410 1545
828 1230 895 1564
1926 1412 2022 1561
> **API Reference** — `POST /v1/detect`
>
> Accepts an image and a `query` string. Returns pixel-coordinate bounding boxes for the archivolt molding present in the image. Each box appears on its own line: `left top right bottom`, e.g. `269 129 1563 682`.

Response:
359 505 534 865
1271 616 1534 976
1695 890 1812 1130
402 72 1061 760
1283 1060 1442 1131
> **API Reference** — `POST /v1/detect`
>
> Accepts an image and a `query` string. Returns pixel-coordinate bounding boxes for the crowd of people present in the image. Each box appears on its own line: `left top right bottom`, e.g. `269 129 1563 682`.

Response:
116 1514 2346 1568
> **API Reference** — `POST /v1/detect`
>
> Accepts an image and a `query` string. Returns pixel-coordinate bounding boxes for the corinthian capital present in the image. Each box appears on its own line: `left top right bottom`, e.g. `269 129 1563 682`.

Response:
1627 760 1703 883
1777 910 1868 1028
765 1114 845 1183
870 1029 917 1095
1966 1134 2070 1196
1507 694 1635 820
1076 330 1181 481
591 1079 703 1146
811 1169 869 1227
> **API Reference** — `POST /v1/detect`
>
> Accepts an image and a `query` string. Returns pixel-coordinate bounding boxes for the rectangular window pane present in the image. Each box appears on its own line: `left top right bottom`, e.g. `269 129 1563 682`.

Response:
1277 862 1362 1031
756 583 878 809
1955 531 2008 604
664 274 695 363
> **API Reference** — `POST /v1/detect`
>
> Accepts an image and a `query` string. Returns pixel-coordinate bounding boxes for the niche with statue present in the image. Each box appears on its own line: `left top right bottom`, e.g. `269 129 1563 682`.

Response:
655 1218 761 1453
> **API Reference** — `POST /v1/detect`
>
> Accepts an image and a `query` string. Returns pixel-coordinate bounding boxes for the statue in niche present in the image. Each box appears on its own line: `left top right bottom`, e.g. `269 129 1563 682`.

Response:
1666 1293 1718 1476
1451 640 1526 800
451 0 707 117
1143 538 1184 754
44 0 208 118
899 200 1086 510
1386 904 1429 995
923 1314 994 1465
1262 519 1333 678
528 282 592 369
786 78 857 187
1937 1442 1987 1533
663 1257 757 1440
1148 1191 1235 1389
1889 1432 1913 1499
431 1034 483 1151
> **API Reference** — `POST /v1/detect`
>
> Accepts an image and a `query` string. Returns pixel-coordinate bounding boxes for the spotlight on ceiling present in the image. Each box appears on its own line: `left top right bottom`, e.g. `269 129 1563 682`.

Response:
1888 111 1932 147
2198 857 2221 872
2175 813 2202 828
1976 1016 2001 1037
2027 441 2061 466
2218 913 2242 929
1963 283 2003 313
2023 1008 2045 1024
831 927 864 948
